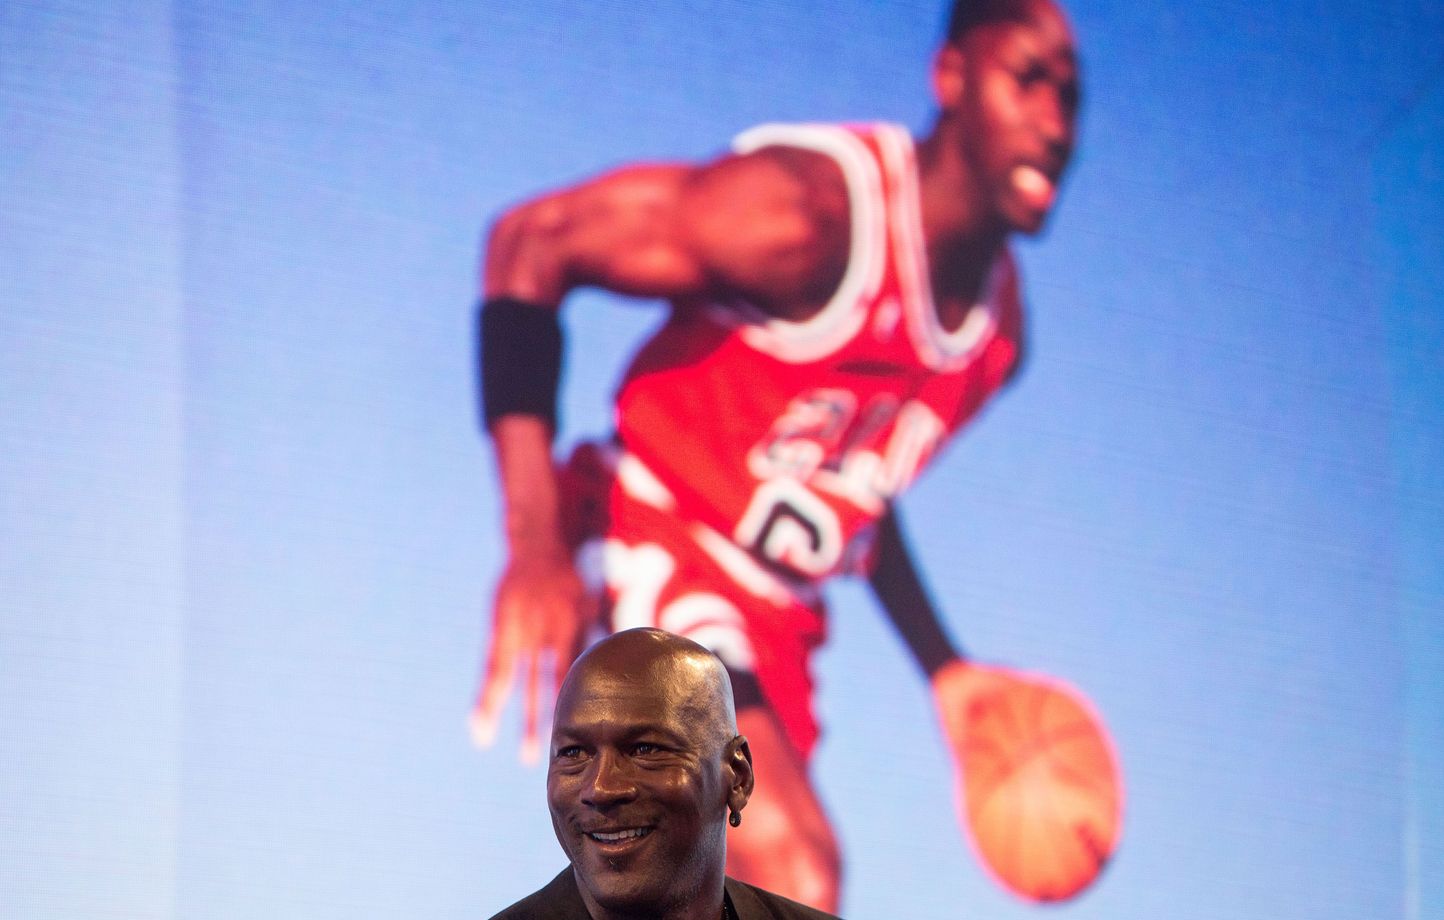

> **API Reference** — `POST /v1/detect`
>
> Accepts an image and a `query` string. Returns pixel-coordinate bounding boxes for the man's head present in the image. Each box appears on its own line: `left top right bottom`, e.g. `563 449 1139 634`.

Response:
547 628 754 918
934 0 1081 234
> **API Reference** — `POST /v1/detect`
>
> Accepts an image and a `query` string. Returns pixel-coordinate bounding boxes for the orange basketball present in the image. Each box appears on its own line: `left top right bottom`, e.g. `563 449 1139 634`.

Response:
961 675 1123 902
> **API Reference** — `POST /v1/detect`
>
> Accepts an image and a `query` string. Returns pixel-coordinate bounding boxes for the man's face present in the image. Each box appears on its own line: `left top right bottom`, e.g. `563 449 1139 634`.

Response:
950 0 1080 234
547 658 730 915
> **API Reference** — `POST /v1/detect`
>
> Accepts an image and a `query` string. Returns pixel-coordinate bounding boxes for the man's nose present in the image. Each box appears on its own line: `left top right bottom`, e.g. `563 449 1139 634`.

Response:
1034 89 1073 156
582 750 637 807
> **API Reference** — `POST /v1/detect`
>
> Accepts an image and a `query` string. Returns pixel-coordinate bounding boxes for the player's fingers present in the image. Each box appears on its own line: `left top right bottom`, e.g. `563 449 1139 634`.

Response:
520 649 542 765
554 641 579 698
471 635 518 749
556 596 592 687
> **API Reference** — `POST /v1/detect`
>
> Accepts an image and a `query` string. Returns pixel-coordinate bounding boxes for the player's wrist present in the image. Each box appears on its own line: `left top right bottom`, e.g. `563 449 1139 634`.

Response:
915 642 964 680
930 656 970 687
503 519 570 561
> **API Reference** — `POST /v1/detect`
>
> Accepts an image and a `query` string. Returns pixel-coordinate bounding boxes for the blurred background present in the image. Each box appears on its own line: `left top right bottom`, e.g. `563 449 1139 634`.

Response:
2 0 1441 917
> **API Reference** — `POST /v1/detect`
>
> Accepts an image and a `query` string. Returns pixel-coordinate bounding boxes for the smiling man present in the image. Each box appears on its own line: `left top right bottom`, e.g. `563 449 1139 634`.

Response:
488 628 839 920
475 0 1083 909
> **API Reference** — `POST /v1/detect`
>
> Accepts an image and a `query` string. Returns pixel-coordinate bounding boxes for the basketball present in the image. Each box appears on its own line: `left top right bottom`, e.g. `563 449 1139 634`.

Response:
961 675 1123 902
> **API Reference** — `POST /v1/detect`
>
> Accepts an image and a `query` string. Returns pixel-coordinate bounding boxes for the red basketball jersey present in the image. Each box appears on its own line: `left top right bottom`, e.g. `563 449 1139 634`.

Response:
615 123 1023 580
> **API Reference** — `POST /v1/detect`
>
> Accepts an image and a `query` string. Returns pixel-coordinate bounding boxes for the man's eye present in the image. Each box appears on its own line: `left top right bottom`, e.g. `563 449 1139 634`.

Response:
1016 64 1048 86
1059 81 1080 112
632 743 663 756
556 745 585 760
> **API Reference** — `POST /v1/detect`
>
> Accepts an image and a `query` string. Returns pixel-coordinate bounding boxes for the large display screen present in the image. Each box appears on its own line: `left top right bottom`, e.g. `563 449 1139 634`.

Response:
3 1 1441 918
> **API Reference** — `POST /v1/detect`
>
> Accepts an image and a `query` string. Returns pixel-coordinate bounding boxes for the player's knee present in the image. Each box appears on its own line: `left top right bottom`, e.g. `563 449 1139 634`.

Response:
740 796 841 876
812 822 842 882
658 593 757 672
758 815 841 908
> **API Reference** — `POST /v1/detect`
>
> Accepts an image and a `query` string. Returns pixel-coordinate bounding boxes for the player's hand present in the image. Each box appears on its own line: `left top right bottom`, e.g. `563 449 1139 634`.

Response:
470 545 597 763
930 659 1124 900
930 659 1022 761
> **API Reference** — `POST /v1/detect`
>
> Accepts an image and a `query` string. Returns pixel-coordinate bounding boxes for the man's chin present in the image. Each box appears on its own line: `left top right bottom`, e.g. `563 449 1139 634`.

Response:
1009 206 1052 236
575 868 667 915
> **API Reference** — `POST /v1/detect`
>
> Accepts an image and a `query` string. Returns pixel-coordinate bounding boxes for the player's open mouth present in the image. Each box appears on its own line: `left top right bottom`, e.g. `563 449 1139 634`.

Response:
1010 164 1057 212
587 827 652 843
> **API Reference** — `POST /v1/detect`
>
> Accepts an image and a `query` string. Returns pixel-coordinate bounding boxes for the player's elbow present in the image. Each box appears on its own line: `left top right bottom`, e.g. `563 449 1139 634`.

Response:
487 197 569 254
483 196 576 302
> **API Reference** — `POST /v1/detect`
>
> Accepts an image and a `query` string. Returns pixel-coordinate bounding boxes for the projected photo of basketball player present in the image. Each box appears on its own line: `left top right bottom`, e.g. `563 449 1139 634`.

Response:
471 0 1120 909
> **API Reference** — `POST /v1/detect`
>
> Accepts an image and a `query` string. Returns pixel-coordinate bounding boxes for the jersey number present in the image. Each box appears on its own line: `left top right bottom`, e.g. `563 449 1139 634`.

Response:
733 478 843 577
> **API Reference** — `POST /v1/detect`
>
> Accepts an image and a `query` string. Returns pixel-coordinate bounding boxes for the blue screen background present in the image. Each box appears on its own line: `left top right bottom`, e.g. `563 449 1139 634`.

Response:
2 1 1441 917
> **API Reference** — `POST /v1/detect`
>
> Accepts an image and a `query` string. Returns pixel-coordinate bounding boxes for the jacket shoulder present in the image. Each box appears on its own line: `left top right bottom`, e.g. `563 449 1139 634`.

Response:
487 868 587 920
726 877 844 920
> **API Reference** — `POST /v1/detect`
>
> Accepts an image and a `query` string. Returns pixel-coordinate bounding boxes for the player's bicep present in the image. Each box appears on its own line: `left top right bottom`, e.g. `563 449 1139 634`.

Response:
564 165 718 297
484 165 708 305
676 148 848 312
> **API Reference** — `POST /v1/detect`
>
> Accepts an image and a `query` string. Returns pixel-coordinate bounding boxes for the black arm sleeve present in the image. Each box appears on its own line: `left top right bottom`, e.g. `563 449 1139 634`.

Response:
478 296 564 432
867 504 965 677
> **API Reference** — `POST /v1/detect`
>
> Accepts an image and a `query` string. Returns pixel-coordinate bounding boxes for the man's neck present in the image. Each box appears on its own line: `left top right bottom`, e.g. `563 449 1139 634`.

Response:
914 130 1008 324
577 877 727 920
583 901 726 920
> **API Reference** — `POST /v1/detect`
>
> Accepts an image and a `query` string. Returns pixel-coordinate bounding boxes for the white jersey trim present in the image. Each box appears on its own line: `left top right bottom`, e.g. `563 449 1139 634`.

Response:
691 522 821 609
657 595 758 672
704 123 887 364
874 125 1005 373
615 452 821 608
616 452 676 511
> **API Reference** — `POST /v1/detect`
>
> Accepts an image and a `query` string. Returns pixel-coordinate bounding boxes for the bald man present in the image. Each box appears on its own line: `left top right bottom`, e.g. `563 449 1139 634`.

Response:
488 629 840 920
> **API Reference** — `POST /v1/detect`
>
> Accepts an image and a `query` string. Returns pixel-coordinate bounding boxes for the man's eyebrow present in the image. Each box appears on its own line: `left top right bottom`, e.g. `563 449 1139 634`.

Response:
550 720 598 740
621 725 690 747
550 722 690 743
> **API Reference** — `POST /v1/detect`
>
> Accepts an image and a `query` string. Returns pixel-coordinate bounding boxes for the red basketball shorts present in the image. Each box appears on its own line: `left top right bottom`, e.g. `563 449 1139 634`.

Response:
559 441 828 760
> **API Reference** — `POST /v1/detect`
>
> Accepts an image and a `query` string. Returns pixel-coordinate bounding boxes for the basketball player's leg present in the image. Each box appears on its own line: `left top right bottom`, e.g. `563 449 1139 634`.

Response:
595 488 840 907
727 700 841 913
629 587 841 908
652 586 839 908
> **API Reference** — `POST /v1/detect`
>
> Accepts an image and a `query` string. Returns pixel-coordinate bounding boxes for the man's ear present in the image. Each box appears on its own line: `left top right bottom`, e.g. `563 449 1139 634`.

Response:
724 735 755 815
933 43 967 111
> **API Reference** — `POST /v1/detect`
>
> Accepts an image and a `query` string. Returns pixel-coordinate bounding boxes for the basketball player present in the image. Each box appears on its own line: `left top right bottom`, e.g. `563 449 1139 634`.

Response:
474 0 1080 910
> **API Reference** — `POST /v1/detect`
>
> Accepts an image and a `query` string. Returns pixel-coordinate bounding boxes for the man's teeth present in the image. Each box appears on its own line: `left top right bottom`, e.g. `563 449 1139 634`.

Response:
1010 164 1056 210
590 828 651 842
1013 165 1050 194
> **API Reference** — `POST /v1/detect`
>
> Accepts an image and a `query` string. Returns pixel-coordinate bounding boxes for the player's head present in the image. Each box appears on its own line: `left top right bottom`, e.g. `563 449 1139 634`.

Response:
547 628 754 918
933 0 1081 234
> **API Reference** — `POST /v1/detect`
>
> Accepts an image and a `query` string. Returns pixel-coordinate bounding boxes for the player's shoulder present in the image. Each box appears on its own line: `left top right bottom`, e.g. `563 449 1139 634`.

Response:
724 121 889 192
725 876 846 920
486 868 586 919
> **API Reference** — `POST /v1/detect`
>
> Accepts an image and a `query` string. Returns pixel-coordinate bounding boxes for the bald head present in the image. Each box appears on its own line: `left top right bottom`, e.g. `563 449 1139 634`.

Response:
557 628 739 744
547 629 754 918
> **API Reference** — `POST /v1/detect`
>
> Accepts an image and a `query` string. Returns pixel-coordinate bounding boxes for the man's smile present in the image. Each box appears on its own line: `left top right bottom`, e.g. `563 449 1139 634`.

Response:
576 823 659 859
1009 163 1057 212
585 826 654 843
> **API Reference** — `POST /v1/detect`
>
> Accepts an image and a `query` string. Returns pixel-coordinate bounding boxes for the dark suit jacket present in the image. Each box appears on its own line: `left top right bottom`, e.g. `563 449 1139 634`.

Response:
488 867 842 920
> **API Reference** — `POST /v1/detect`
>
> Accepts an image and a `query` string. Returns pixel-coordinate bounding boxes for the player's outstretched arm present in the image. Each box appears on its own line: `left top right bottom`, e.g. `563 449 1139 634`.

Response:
867 505 1015 750
473 165 705 759
474 155 838 759
868 503 962 676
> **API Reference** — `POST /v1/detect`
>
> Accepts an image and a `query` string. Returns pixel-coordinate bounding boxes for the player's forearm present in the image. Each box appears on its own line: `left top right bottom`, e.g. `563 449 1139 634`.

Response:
490 415 567 558
479 204 571 558
868 505 964 677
